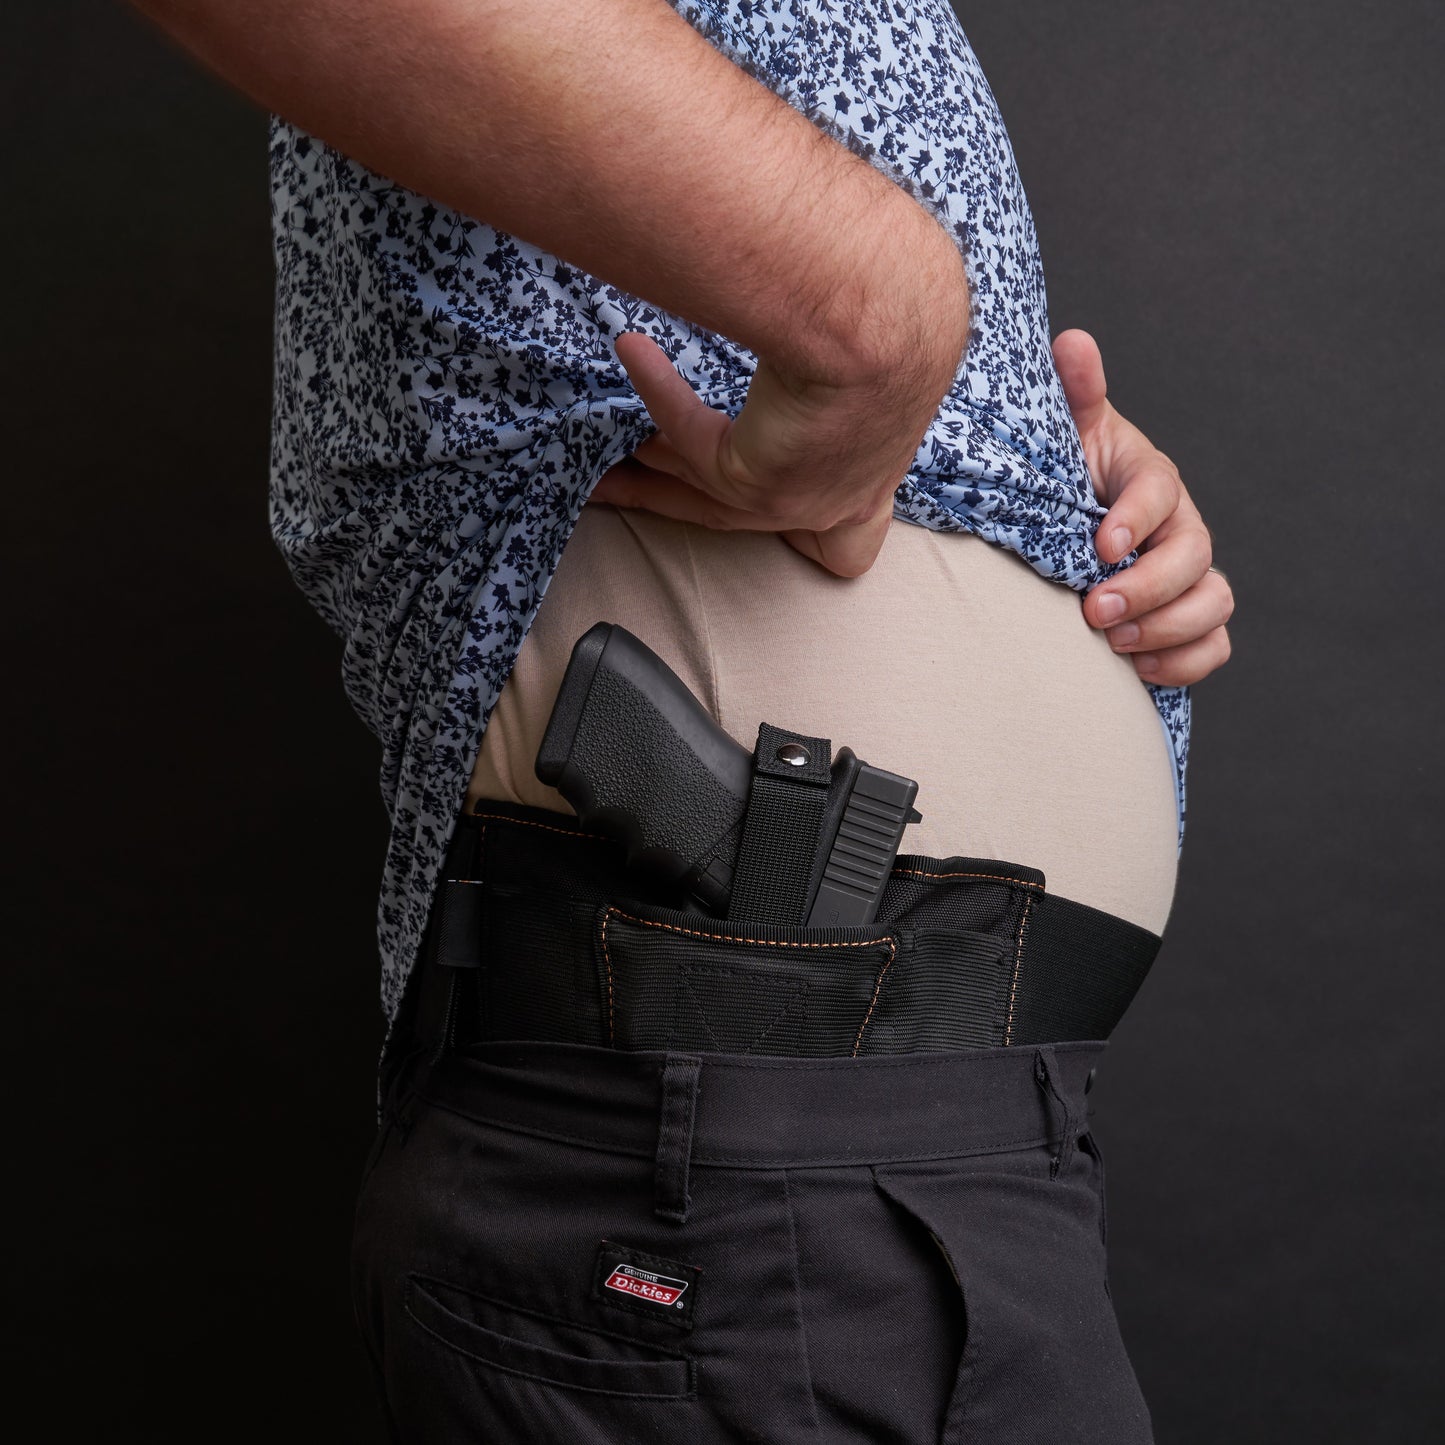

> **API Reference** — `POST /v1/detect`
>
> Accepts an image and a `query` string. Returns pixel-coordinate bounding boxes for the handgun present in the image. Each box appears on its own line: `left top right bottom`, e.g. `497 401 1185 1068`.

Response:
534 622 921 925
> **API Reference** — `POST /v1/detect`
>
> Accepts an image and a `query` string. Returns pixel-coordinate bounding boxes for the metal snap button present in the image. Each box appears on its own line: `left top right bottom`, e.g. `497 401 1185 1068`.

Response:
775 743 810 767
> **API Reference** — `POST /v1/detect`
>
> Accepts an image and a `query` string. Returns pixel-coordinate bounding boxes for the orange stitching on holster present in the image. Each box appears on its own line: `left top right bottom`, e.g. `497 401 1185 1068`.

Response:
1004 889 1034 1047
891 866 1044 892
850 938 899 1059
604 908 893 952
468 809 611 844
600 907 617 1047
603 907 897 1060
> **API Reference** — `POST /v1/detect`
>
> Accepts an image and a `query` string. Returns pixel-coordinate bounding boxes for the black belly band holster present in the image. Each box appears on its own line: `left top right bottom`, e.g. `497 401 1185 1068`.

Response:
400 794 1162 1067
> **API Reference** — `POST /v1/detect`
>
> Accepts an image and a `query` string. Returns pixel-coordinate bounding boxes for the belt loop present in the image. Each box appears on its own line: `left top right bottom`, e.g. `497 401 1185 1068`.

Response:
655 1054 703 1224
1034 1046 1077 1182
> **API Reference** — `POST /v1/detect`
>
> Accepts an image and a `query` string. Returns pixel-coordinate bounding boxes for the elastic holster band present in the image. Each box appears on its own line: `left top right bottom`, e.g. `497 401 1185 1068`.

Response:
726 721 832 925
403 800 1164 1063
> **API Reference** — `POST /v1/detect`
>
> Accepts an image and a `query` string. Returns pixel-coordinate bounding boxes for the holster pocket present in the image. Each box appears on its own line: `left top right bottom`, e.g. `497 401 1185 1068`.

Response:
873 1154 1154 1444
594 897 899 1056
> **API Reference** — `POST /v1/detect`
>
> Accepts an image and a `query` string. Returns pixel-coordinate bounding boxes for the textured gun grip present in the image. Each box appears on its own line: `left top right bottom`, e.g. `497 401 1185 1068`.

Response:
535 622 753 898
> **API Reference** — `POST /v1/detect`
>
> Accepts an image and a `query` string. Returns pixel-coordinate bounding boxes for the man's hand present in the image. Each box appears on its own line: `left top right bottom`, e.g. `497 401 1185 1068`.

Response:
590 233 970 580
1056 329 1234 686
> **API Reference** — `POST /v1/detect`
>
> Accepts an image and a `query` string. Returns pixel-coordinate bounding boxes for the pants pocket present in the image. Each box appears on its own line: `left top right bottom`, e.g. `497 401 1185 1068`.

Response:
403 1273 695 1400
874 1149 1154 1445
383 1269 699 1440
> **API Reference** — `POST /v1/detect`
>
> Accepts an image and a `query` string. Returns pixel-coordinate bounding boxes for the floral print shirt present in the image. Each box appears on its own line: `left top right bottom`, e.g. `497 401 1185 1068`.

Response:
267 0 1190 1028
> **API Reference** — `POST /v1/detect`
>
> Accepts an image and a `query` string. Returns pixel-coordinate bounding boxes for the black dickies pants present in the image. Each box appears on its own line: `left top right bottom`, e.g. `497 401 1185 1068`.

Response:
351 805 1157 1443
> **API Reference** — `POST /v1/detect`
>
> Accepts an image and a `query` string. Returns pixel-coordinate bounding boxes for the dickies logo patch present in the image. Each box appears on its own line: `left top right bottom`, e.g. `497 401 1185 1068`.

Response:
594 1242 701 1331
605 1264 688 1307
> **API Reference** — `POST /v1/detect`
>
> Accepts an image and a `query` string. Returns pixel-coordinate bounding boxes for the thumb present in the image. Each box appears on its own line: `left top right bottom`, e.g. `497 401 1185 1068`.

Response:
614 331 705 436
614 330 734 498
1052 328 1109 436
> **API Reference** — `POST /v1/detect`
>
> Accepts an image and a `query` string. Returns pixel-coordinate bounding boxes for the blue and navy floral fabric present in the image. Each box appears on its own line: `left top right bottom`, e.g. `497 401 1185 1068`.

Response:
268 0 1190 1027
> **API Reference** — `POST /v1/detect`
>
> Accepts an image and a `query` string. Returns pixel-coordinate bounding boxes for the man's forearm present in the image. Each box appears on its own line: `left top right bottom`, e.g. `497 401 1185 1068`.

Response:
129 0 969 386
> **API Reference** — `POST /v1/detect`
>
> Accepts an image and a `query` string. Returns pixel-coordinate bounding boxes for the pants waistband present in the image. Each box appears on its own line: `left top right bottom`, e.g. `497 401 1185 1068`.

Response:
414 1036 1104 1170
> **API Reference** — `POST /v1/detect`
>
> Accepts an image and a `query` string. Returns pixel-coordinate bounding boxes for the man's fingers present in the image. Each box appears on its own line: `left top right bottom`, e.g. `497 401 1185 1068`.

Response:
780 496 894 579
1094 454 1185 565
590 459 895 578
1054 324 1234 685
1085 520 1213 626
1130 626 1233 687
1104 568 1235 653
629 430 689 479
589 459 784 532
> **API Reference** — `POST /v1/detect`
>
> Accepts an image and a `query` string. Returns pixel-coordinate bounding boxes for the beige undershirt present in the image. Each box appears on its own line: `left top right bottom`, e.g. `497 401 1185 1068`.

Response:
467 504 1178 935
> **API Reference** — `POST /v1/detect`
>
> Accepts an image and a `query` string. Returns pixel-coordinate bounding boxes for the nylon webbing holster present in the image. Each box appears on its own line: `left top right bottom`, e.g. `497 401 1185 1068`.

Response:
403 799 1163 1064
726 721 833 926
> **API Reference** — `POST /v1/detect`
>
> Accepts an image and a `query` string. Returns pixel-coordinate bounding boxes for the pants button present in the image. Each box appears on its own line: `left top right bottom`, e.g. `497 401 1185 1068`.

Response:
1084 1066 1097 1095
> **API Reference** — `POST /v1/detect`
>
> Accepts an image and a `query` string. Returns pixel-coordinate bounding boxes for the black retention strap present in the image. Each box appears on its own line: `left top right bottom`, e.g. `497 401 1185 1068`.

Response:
726 722 832 925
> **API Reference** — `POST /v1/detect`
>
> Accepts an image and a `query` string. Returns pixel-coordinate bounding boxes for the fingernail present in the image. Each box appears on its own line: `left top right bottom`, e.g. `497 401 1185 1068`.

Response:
1135 653 1159 677
1110 622 1140 648
1109 526 1133 556
1096 592 1127 623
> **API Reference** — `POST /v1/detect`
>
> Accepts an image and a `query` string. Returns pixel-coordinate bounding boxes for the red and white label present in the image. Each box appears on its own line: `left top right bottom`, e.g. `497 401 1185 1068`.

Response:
603 1264 689 1308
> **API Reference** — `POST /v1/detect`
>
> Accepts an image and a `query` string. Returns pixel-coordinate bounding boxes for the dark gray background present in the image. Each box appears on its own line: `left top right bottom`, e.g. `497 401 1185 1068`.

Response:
9 2 1442 1439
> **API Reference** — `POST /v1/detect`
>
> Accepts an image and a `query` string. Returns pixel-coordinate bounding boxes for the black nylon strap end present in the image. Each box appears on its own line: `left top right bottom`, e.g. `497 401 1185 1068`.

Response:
436 881 485 970
726 723 832 926
752 721 832 786
434 821 484 971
